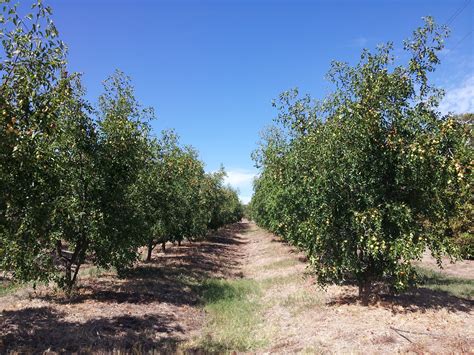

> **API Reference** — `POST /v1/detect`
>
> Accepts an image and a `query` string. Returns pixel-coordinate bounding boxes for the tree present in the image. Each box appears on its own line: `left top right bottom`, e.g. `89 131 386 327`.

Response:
136 131 244 261
203 168 243 230
52 75 104 292
0 0 69 284
250 17 471 303
136 130 208 259
449 113 473 259
95 70 153 275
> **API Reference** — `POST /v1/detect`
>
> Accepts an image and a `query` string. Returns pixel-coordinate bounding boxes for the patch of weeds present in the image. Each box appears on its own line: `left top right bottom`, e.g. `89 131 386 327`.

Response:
192 278 268 352
282 289 322 314
83 266 108 279
261 258 299 270
174 272 200 286
416 267 474 299
0 280 24 297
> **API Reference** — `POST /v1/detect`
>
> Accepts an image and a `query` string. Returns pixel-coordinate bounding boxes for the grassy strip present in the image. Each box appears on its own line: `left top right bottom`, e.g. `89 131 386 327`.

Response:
416 267 474 299
191 278 267 352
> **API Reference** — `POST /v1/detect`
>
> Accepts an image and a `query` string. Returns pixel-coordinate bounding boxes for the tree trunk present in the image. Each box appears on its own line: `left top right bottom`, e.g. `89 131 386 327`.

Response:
358 279 372 306
161 242 166 253
63 262 81 297
178 240 182 247
64 240 88 297
70 263 81 291
146 240 154 262
65 263 73 295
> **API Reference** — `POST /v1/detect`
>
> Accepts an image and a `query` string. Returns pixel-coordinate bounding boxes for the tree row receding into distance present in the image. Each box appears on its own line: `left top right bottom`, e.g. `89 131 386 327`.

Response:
0 0 243 294
249 18 472 303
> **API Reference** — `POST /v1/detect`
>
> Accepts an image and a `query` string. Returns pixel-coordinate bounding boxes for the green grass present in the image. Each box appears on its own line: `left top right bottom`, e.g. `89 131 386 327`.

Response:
416 267 474 299
192 278 268 352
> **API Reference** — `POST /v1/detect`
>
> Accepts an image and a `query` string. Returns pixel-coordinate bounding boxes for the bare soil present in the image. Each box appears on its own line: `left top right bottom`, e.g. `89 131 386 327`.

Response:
1 221 473 354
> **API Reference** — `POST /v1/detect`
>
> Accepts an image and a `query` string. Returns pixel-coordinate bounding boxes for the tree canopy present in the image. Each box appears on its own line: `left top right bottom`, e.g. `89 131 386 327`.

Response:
249 17 472 302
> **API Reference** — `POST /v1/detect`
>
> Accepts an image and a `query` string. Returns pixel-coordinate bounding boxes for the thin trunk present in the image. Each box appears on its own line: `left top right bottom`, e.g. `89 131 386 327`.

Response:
65 149 87 297
178 240 182 247
71 262 82 290
161 242 166 253
65 263 72 295
358 279 372 306
356 247 374 305
65 239 88 296
146 240 154 262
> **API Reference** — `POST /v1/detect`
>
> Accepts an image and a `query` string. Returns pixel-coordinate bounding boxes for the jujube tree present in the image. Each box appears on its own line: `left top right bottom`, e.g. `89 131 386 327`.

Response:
250 17 471 303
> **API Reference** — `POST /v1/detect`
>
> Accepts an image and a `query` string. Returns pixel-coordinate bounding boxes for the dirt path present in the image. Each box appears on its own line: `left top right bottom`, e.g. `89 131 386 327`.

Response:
239 222 474 353
0 223 247 353
1 221 473 353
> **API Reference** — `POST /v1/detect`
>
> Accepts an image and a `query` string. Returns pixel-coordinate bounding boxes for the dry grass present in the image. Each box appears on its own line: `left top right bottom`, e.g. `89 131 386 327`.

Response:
240 222 474 354
281 289 323 314
1 221 473 353
0 223 249 353
0 279 24 298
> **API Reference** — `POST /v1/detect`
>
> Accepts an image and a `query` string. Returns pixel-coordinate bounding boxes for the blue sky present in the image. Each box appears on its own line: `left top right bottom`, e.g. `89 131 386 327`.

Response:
44 0 473 203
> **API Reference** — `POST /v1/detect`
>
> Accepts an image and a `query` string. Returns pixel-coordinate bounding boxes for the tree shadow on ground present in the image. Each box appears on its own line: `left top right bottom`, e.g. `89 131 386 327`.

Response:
327 285 473 313
384 287 473 313
1 222 250 353
38 223 248 307
0 306 182 353
325 265 473 313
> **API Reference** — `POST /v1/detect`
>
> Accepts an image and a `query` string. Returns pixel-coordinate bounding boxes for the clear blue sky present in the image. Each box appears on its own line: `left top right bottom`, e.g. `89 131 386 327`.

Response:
44 0 473 202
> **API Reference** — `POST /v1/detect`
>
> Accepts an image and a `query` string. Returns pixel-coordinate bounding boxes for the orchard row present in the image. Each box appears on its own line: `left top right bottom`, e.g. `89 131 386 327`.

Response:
0 1 243 293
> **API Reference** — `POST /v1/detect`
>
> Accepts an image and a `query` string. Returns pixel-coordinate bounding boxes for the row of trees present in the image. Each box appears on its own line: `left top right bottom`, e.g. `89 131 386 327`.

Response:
0 0 243 293
249 18 472 303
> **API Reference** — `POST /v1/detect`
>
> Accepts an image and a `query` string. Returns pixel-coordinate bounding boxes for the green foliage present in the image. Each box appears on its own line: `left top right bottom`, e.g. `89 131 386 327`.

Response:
249 18 472 301
94 70 153 275
133 131 244 261
450 113 473 259
0 1 243 292
0 0 68 283
52 75 104 290
204 167 244 230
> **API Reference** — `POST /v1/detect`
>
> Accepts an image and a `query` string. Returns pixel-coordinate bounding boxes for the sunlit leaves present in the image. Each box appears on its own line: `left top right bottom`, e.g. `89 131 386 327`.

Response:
0 2 243 292
249 18 470 298
0 0 68 283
